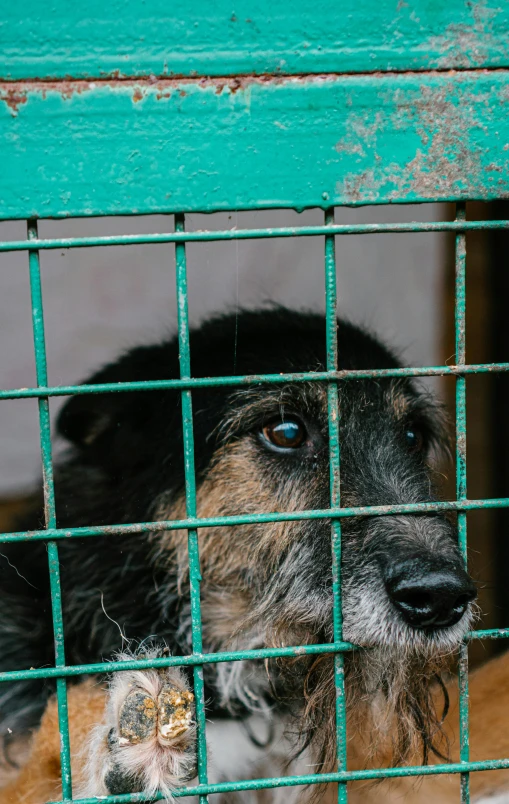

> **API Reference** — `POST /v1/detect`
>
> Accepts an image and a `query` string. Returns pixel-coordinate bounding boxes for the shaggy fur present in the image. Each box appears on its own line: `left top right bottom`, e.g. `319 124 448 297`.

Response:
0 308 476 798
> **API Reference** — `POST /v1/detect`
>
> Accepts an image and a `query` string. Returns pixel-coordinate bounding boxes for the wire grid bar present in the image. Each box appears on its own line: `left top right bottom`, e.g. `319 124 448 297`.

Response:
46 757 509 804
3 361 509 400
1 497 509 545
174 213 209 803
1 211 508 804
1 218 509 253
27 220 73 799
324 208 348 802
454 203 470 802
0 622 505 685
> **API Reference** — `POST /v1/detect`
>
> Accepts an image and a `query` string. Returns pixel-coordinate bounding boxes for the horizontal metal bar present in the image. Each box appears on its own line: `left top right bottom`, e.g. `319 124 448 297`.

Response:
2 498 509 545
0 627 503 685
1 220 509 252
0 642 354 683
2 362 509 401
467 628 509 640
50 756 509 803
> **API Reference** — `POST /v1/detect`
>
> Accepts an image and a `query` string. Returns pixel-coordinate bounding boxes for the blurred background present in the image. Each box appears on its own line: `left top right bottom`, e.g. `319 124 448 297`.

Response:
0 200 507 666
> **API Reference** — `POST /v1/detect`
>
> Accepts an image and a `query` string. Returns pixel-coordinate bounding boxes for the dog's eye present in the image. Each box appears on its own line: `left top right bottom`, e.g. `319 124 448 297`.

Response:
405 426 424 453
262 418 307 451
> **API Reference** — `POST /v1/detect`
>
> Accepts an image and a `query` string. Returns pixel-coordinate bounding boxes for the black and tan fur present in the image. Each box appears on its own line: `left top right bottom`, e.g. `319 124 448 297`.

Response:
2 308 507 803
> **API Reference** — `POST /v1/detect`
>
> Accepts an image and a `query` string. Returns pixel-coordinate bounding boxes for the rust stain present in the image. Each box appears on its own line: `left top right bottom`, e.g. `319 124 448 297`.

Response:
1 88 28 115
0 79 96 113
1 69 504 114
0 70 342 110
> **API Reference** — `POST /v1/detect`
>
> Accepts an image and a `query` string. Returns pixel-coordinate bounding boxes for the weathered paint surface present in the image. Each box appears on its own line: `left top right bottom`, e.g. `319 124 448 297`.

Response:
1 0 509 79
1 71 508 218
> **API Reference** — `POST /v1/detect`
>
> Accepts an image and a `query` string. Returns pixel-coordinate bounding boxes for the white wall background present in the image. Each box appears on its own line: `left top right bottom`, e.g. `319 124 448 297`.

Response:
0 205 447 495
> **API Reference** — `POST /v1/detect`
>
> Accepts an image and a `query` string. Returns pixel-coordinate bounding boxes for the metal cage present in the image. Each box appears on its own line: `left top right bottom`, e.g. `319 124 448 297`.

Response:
1 2 509 802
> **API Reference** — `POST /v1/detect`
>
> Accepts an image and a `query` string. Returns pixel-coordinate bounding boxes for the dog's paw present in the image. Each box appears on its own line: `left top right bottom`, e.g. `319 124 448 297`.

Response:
80 650 196 800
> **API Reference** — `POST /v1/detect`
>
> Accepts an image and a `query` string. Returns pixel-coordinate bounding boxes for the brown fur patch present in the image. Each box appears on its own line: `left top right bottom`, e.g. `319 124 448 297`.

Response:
0 680 108 804
387 383 410 420
153 437 323 644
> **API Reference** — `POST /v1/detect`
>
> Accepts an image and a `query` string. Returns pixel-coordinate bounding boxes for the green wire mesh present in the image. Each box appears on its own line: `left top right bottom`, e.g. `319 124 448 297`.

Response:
1 208 509 804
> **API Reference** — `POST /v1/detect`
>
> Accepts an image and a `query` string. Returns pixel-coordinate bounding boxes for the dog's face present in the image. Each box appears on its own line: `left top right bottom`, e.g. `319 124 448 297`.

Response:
57 308 476 761
192 375 475 658
58 308 475 654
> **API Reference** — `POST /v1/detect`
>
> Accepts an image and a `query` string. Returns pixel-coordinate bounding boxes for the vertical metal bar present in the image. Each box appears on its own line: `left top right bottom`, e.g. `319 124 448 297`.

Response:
324 208 348 803
27 219 72 800
488 201 509 643
174 213 208 803
454 203 470 803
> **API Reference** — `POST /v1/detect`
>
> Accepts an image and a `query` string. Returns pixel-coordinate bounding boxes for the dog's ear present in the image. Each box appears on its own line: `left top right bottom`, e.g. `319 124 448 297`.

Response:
57 391 123 448
57 343 177 450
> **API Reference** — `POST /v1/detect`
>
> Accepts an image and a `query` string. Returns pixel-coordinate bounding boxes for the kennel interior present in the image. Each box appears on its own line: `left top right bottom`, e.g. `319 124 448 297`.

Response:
1 1 509 801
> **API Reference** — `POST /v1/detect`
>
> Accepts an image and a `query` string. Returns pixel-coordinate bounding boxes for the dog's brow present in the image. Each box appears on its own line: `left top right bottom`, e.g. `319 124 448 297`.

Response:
217 383 327 440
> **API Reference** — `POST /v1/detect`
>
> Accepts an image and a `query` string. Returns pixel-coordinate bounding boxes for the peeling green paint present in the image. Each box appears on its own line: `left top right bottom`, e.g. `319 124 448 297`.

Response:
1 71 508 218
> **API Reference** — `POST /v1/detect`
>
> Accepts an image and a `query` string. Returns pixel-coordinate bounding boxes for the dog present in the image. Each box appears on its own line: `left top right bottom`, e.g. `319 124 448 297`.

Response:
2 306 505 804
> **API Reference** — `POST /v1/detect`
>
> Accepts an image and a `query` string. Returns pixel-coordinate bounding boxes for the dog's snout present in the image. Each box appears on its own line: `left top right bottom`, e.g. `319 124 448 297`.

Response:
385 558 476 630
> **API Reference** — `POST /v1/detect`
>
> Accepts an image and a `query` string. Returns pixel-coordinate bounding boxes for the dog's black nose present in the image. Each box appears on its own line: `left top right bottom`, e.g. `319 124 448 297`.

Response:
385 559 476 629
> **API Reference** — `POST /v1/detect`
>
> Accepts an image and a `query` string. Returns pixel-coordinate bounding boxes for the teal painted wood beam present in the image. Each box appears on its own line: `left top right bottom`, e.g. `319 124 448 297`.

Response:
1 70 508 219
1 0 509 80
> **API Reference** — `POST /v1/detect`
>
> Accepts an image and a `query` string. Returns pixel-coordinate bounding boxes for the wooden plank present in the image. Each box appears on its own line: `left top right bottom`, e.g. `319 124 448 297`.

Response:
1 71 509 219
1 0 509 80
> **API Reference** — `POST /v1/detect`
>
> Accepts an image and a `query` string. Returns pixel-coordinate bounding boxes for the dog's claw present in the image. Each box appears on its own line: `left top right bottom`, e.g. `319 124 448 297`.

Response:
158 685 194 741
118 689 157 745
